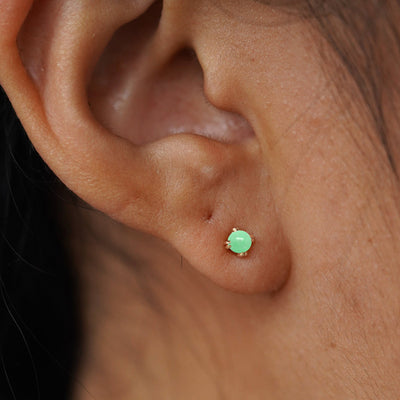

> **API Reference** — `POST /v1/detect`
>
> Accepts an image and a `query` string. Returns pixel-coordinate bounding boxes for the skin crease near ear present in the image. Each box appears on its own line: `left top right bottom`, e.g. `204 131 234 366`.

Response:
0 0 290 294
3 0 400 399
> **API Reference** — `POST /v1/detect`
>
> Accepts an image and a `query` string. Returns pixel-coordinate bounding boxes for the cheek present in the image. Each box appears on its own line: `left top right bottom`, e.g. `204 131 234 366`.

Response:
193 1 400 363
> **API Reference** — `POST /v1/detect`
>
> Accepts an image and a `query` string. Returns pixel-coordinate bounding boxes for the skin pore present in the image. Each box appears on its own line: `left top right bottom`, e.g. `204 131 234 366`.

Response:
1 0 400 399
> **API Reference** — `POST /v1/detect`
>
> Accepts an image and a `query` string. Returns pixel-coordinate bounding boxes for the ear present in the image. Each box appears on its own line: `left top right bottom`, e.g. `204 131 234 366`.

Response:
0 0 290 293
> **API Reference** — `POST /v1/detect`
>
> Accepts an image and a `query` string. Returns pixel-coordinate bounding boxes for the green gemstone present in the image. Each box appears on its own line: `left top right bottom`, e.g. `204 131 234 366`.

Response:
228 230 252 254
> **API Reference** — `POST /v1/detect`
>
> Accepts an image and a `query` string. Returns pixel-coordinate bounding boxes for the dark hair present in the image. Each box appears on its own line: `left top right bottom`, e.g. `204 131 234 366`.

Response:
0 86 80 399
1 1 399 398
304 0 400 173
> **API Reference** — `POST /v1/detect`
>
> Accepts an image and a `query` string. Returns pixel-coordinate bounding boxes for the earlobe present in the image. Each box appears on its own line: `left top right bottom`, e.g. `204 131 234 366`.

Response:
0 0 291 294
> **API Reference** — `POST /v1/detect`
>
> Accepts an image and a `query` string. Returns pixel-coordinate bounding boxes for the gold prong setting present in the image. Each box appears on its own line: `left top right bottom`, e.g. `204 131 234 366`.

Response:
225 228 253 257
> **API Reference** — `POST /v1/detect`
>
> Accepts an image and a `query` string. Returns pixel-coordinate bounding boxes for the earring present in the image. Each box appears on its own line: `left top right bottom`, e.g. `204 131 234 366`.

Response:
225 228 254 257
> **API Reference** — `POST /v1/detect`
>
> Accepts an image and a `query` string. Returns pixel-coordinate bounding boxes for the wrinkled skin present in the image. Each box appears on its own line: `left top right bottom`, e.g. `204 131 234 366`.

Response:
1 0 400 399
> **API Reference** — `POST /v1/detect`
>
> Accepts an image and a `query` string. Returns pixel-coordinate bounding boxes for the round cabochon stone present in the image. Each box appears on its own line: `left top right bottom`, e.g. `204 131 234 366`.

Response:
228 230 252 254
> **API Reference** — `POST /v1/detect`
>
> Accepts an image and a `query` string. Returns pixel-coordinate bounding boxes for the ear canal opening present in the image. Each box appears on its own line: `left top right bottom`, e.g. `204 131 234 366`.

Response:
88 1 255 146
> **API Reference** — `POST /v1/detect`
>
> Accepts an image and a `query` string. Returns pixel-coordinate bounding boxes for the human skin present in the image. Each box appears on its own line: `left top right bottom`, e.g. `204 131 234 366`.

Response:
1 0 400 399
